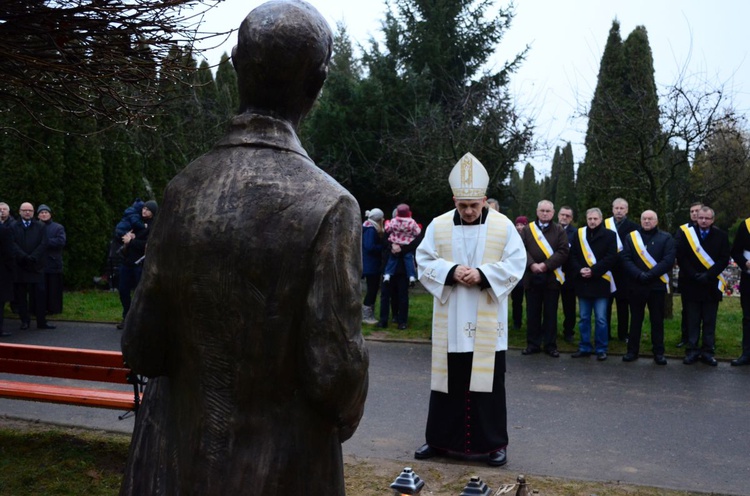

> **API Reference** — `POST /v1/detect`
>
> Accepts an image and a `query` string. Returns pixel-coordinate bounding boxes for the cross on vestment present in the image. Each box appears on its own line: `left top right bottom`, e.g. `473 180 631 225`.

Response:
464 321 476 338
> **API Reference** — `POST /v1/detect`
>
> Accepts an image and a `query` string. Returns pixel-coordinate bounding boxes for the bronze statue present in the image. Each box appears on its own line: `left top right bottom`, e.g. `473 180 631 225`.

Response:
119 1 369 494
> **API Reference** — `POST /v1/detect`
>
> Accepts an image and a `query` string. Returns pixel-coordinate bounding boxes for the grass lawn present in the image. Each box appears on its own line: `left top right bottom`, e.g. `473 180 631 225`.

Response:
362 287 746 359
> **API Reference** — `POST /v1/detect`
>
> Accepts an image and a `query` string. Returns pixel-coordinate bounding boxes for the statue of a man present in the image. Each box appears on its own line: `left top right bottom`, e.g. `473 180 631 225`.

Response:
119 1 369 494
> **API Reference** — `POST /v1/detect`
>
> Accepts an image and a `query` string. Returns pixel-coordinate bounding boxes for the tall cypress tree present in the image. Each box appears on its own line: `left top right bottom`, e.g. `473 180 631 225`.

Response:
555 142 577 213
579 20 626 214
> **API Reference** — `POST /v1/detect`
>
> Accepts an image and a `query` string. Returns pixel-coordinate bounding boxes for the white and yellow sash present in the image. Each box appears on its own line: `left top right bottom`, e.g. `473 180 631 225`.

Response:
578 227 616 292
529 222 564 284
431 211 507 393
629 231 670 292
679 224 727 293
605 217 624 252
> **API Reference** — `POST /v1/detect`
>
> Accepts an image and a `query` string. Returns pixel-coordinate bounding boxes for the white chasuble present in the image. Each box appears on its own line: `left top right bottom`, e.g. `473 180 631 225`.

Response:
417 209 526 393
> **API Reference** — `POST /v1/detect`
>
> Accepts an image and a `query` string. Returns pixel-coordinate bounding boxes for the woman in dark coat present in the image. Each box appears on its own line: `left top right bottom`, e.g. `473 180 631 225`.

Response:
362 208 384 324
37 204 66 314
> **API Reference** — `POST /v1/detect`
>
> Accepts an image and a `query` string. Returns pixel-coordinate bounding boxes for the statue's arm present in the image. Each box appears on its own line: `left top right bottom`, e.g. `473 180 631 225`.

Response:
299 195 369 442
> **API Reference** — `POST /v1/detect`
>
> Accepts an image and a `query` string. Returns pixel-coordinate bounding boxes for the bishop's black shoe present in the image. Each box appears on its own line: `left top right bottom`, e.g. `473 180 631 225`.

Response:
487 448 507 467
731 355 750 366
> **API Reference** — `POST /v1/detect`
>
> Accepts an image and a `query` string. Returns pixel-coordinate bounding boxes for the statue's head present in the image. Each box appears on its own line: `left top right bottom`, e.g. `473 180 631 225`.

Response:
232 0 332 126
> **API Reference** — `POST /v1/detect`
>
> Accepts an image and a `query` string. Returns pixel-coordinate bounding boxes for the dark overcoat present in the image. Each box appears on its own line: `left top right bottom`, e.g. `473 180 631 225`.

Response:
676 224 730 302
120 113 369 495
569 223 618 299
12 220 47 284
0 225 15 302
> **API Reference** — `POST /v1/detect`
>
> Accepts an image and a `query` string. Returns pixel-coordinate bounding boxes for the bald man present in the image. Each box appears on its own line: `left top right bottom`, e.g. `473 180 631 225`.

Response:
620 210 675 365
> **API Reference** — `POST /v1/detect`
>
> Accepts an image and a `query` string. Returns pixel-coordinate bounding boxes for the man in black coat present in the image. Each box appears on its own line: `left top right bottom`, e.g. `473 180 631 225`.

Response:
569 207 618 361
730 216 750 366
621 210 676 365
520 200 569 357
605 198 638 341
0 222 15 337
557 206 577 343
675 206 730 366
676 202 703 348
12 202 52 330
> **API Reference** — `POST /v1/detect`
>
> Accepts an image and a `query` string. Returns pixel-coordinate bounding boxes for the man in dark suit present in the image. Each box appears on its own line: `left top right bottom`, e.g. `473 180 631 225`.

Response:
730 216 750 366
12 202 53 330
621 210 676 365
520 200 569 357
605 198 638 341
120 2 368 494
676 202 703 348
557 205 577 343
675 206 730 366
0 221 15 337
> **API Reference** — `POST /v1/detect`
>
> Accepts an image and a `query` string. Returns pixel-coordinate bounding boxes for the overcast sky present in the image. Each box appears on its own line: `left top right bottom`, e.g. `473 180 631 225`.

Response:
196 0 750 176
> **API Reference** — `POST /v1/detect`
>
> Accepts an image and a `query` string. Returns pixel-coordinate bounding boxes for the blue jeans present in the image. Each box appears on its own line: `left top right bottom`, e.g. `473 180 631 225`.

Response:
578 297 609 353
384 251 416 279
119 264 143 320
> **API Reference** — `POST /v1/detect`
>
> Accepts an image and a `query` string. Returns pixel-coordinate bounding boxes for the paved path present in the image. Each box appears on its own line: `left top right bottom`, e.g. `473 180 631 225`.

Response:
1 321 748 495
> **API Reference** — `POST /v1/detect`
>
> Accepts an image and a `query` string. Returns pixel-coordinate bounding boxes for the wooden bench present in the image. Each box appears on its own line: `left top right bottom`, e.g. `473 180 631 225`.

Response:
0 343 144 418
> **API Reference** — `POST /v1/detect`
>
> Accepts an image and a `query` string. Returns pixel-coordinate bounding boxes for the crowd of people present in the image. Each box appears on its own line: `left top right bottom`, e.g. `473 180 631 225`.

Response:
0 202 66 337
360 152 750 469
0 198 159 337
361 193 750 369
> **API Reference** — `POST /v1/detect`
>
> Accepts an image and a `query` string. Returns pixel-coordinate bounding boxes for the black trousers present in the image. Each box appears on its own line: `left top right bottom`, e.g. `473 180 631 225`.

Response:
14 281 47 326
684 300 719 356
378 273 408 326
525 285 560 351
560 283 577 339
510 283 524 329
607 291 630 340
363 274 380 307
741 276 750 355
627 290 666 356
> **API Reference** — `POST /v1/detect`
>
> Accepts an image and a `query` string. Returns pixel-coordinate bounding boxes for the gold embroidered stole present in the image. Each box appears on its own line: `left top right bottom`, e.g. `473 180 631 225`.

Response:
578 227 616 292
431 210 507 393
629 231 670 292
529 222 564 284
679 224 727 292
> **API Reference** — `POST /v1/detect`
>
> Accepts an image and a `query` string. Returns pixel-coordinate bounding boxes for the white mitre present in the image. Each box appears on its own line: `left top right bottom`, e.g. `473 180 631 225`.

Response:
449 152 489 199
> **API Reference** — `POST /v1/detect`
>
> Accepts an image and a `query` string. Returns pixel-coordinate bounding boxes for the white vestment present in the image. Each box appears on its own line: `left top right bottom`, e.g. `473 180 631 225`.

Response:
417 209 526 392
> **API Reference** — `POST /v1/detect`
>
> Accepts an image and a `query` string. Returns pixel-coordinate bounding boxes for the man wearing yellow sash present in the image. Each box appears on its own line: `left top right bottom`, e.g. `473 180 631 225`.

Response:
730 216 750 366
675 206 730 366
605 198 638 342
414 152 526 467
568 208 618 360
520 200 569 358
676 202 703 348
620 210 675 365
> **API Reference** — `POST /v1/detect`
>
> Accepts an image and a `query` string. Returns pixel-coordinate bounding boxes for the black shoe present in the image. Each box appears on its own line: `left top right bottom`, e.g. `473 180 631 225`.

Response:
683 354 699 365
397 323 407 330
487 448 507 467
596 352 608 361
0 330 12 337
414 444 440 460
731 355 750 366
676 341 686 348
654 355 667 365
546 349 560 358
521 347 541 355
622 353 638 362
116 322 124 330
571 351 591 358
37 324 56 330
20 321 29 330
700 355 718 366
